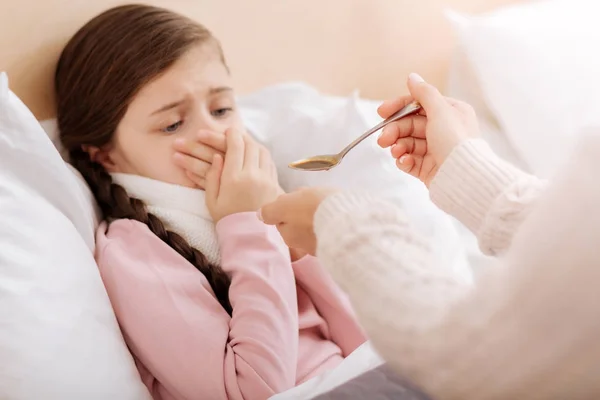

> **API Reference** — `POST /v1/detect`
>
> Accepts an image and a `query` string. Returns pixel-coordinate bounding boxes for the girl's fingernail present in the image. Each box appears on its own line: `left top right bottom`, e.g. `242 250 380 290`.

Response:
256 209 263 221
399 155 407 164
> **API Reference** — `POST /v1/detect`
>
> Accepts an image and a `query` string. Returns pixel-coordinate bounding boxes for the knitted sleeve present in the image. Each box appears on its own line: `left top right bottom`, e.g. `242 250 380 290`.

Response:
429 139 546 256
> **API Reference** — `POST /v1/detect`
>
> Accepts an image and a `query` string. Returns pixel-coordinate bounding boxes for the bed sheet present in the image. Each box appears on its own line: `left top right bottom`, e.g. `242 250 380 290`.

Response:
270 342 432 400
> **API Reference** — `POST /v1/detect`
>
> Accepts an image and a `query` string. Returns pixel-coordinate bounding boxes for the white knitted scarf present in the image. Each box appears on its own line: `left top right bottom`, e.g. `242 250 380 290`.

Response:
111 173 221 264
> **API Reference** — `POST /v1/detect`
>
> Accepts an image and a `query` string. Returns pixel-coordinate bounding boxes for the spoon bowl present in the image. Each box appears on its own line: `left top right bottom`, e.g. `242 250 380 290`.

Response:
288 154 340 171
288 101 421 172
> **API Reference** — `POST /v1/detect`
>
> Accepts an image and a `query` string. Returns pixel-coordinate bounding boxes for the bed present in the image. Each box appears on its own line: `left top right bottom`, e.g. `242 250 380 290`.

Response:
7 0 600 399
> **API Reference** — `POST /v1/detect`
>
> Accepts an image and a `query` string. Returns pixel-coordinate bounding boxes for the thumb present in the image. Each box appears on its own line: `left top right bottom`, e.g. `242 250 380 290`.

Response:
205 154 223 205
407 73 445 114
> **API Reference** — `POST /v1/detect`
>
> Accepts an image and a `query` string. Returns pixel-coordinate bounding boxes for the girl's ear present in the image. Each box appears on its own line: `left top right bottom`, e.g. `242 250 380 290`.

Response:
82 144 118 172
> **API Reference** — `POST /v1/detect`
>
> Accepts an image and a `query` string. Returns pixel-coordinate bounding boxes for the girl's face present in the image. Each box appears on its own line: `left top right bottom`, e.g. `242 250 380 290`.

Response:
90 44 244 188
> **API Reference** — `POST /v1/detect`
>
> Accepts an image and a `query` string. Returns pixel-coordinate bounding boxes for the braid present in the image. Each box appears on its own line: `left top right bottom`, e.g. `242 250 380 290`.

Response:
70 149 232 314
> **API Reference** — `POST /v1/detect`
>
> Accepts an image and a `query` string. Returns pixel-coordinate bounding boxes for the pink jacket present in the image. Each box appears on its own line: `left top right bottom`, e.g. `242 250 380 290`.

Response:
95 212 366 400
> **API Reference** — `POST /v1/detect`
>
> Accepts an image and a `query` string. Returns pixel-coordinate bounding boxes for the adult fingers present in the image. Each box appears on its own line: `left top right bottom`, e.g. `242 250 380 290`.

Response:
377 95 422 119
406 73 447 116
390 137 427 159
395 153 418 176
377 115 427 148
258 194 293 225
275 224 307 253
447 97 476 118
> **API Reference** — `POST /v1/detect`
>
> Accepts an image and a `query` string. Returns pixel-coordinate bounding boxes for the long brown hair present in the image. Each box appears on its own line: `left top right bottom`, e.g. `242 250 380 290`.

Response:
55 4 232 314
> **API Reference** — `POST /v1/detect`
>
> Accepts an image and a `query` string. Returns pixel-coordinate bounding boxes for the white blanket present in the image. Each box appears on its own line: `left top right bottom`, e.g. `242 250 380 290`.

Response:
270 341 384 400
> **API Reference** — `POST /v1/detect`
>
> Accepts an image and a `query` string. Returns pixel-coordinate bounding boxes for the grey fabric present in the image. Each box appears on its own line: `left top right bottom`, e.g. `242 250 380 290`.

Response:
312 364 432 400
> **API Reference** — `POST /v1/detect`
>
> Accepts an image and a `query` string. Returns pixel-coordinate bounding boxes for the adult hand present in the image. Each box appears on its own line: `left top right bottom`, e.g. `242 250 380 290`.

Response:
173 130 226 189
258 187 339 256
377 73 480 186
205 128 281 222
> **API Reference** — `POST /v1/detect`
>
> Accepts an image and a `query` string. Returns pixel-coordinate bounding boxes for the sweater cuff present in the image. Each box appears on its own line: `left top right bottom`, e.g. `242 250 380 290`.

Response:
429 139 523 235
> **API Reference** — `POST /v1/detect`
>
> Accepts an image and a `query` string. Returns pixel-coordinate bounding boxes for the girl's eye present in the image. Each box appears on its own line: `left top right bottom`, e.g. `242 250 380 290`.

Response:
211 108 233 118
162 121 183 133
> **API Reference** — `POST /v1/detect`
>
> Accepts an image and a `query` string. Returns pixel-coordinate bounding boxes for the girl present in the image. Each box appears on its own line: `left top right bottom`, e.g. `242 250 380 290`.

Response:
54 4 366 400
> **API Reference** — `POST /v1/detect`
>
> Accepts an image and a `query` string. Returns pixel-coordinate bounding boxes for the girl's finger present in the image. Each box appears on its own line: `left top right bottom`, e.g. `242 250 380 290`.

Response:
242 134 260 170
205 154 224 203
259 145 272 170
185 171 206 190
173 135 223 163
271 162 278 182
196 130 227 153
173 152 211 177
222 128 245 173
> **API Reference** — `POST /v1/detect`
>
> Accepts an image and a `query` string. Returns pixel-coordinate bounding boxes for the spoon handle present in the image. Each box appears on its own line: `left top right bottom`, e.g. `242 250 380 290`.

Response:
339 101 421 157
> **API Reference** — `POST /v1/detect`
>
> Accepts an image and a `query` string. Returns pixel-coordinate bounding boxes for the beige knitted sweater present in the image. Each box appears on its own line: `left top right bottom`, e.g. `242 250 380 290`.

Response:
314 136 600 400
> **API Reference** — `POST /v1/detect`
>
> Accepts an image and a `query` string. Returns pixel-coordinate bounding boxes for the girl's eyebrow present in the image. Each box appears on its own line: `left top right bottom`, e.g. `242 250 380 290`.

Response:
209 86 233 95
151 87 232 115
151 100 184 116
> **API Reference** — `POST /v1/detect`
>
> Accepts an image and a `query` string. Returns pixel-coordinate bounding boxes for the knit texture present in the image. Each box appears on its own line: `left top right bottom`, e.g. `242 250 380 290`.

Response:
314 135 600 400
429 139 546 256
111 173 221 264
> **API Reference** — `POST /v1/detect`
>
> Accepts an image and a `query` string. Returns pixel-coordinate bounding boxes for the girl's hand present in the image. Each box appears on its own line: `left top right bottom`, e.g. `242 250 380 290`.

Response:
377 73 480 186
173 130 226 189
205 128 281 222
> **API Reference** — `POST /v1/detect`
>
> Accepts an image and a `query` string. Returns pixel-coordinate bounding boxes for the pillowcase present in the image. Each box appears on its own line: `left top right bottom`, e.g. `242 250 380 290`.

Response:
0 72 150 400
239 82 473 283
445 0 600 178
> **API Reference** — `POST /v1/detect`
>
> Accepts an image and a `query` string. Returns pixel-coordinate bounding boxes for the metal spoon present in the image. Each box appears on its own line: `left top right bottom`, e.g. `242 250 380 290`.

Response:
288 101 421 171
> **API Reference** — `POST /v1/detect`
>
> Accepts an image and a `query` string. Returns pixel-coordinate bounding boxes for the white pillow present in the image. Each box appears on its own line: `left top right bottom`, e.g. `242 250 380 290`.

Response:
446 0 600 178
0 72 151 400
39 119 102 228
445 17 528 172
239 82 473 283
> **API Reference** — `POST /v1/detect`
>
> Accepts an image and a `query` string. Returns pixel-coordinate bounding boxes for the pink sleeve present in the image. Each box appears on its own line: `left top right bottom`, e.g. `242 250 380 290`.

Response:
96 214 298 400
291 256 366 356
